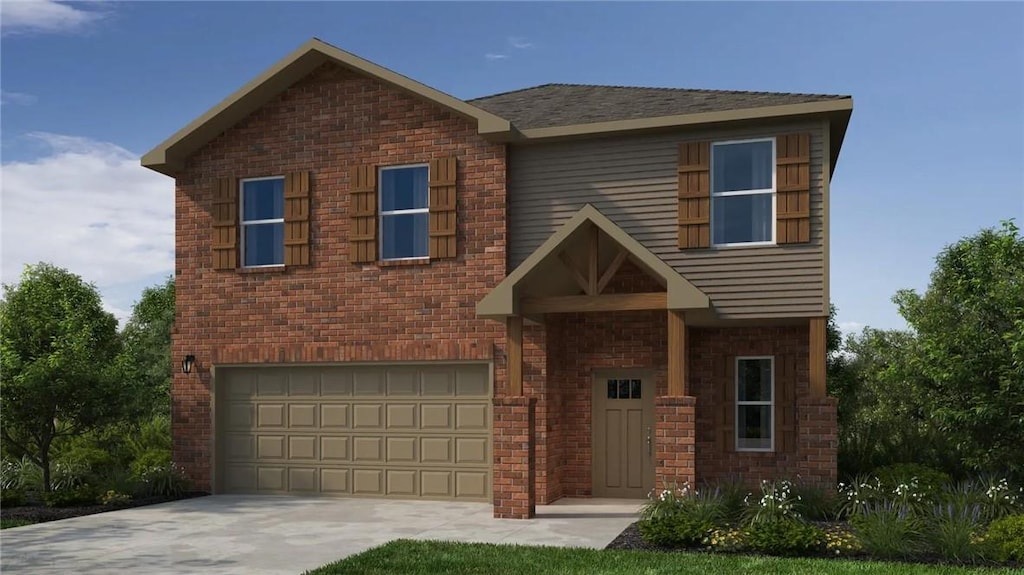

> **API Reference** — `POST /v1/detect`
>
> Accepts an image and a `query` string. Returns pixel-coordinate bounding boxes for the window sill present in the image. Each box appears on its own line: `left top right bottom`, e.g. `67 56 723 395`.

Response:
378 258 431 268
711 242 776 249
237 265 287 274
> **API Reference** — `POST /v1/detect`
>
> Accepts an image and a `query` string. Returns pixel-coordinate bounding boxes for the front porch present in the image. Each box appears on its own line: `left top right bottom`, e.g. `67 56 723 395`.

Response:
480 205 836 519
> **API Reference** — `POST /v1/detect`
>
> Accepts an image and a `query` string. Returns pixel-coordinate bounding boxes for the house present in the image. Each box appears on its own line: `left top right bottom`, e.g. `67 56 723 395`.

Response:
142 38 852 519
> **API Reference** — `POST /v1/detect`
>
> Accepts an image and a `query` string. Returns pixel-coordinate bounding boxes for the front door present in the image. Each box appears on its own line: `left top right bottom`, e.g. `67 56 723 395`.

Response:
592 371 655 498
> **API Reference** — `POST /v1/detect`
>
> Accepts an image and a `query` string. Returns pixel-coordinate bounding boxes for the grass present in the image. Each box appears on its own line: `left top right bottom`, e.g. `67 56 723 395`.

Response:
0 519 36 529
303 540 1018 575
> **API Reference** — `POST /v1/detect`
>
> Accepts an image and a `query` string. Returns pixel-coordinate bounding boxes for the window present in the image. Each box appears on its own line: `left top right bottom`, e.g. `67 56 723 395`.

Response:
380 165 429 260
606 378 642 399
240 177 284 267
736 357 773 451
711 139 774 246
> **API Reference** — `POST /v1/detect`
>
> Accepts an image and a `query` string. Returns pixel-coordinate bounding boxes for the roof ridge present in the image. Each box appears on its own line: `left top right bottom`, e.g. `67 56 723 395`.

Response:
470 82 849 101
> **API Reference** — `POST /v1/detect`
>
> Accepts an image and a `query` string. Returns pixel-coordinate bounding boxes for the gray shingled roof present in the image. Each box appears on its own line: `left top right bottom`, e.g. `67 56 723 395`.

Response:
468 84 850 130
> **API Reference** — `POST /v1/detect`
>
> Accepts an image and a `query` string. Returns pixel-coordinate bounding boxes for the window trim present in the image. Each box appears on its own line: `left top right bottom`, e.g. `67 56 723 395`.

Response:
735 355 775 452
378 163 430 262
239 175 286 269
710 137 776 248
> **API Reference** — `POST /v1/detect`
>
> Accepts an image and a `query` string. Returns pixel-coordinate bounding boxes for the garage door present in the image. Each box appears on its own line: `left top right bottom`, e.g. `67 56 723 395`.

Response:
216 363 491 501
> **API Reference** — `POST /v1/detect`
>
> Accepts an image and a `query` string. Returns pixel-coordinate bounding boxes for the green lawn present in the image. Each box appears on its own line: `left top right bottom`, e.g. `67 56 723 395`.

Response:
304 540 1017 575
0 519 36 529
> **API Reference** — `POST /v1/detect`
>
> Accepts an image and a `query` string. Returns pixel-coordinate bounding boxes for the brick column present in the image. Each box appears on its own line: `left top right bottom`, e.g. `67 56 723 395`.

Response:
796 396 838 488
654 396 696 491
493 397 536 519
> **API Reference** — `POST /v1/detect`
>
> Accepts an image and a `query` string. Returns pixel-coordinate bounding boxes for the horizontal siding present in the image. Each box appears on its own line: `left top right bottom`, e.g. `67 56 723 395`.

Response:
509 121 826 319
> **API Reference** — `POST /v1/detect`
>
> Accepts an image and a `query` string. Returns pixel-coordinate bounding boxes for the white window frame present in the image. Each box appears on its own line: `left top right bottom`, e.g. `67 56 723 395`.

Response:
710 137 776 248
239 176 285 269
735 355 774 452
379 163 430 261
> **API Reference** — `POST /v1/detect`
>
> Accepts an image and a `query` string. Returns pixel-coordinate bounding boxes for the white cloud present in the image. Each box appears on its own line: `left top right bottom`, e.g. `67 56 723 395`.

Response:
508 37 533 49
0 133 174 313
484 53 507 61
839 321 865 335
1 90 38 106
1 0 106 35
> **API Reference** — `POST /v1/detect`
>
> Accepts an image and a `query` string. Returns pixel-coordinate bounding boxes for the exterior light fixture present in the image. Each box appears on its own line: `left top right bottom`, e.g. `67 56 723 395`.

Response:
182 354 196 374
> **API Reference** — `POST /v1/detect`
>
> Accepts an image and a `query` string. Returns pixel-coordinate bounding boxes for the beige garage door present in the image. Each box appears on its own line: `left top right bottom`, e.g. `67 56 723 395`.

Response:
216 363 491 501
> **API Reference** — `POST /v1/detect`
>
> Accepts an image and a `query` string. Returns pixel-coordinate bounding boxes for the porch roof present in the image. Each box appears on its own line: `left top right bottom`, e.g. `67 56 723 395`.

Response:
476 204 710 319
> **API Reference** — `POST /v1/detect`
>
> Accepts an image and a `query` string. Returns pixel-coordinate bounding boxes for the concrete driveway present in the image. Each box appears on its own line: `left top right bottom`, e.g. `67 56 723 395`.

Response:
0 495 641 574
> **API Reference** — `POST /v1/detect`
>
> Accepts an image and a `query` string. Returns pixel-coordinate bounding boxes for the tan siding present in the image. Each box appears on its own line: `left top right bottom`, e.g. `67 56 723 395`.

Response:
508 121 825 319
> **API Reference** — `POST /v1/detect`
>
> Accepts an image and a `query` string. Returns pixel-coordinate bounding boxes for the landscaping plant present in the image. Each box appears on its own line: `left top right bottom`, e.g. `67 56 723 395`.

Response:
984 514 1024 562
639 483 725 547
850 500 924 560
924 502 987 563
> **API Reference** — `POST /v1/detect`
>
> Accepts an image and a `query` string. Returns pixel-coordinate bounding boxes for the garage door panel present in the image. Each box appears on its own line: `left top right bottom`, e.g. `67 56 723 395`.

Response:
289 371 320 397
218 363 490 501
321 404 350 428
386 369 418 396
257 404 286 428
289 404 317 427
288 436 316 460
352 404 382 428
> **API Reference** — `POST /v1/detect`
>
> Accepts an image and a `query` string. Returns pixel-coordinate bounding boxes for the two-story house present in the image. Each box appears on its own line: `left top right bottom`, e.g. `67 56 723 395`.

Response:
142 39 852 519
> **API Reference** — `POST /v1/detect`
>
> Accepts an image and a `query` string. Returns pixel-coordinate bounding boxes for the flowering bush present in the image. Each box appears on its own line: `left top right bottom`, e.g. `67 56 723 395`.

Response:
744 519 824 557
100 490 132 505
135 462 190 498
744 479 801 524
703 527 745 552
639 482 725 547
822 524 862 556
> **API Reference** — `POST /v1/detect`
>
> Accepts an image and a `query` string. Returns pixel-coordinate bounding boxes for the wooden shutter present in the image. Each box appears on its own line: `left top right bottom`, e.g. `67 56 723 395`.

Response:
349 165 377 263
776 134 811 244
211 176 238 270
678 141 711 249
284 171 311 266
715 355 736 452
428 156 457 259
774 355 797 453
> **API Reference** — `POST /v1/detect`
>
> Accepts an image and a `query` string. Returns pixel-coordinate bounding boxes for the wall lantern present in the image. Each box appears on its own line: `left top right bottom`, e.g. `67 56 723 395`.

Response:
182 354 196 374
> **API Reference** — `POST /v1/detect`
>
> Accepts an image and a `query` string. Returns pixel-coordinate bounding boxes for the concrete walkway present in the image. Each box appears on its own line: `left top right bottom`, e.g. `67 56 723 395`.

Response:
0 495 641 574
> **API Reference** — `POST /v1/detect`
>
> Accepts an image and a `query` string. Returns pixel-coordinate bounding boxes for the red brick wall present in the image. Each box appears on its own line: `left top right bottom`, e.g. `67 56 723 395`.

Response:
493 397 536 518
171 63 507 490
690 325 811 486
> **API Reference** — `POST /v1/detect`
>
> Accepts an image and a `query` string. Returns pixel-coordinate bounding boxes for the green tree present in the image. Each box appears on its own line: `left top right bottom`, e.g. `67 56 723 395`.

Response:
0 263 143 491
121 277 174 416
894 220 1024 476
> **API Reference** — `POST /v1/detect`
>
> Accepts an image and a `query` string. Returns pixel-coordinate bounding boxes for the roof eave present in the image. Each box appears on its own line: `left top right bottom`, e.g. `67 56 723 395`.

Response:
141 39 513 177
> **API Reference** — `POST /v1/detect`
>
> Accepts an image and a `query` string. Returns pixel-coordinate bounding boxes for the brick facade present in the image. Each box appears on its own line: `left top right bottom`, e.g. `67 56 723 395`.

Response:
171 63 507 491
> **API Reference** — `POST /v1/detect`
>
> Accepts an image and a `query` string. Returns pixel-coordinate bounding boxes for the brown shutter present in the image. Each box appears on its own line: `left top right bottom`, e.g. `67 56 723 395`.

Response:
428 156 457 259
775 355 797 453
715 355 736 452
349 165 377 263
211 176 238 270
678 142 711 249
284 171 311 266
776 134 811 244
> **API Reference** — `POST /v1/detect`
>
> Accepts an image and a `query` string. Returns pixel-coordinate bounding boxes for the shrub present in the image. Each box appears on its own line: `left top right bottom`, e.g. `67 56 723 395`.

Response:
851 500 924 560
135 463 190 498
49 461 90 492
710 477 750 524
924 502 987 562
744 519 824 557
875 463 950 500
704 527 745 552
793 484 839 521
0 488 27 507
985 514 1024 562
1 457 43 493
43 484 100 508
639 483 725 547
744 479 801 524
822 523 862 557
100 490 132 505
978 476 1024 521
129 448 171 479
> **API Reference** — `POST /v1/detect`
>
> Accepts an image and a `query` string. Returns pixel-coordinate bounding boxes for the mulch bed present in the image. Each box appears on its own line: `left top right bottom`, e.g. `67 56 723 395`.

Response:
1 491 209 525
605 521 1021 569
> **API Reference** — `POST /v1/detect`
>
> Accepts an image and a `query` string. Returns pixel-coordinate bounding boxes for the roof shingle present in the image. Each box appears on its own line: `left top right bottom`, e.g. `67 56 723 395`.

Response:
468 83 850 130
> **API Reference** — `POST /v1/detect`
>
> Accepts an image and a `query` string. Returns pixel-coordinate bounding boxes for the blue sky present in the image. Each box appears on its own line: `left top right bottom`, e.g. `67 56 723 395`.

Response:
2 1 1022 334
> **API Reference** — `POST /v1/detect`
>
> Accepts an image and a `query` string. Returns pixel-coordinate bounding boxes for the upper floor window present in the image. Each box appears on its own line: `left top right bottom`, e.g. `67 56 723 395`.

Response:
241 177 284 267
380 165 429 260
711 139 774 246
736 356 773 451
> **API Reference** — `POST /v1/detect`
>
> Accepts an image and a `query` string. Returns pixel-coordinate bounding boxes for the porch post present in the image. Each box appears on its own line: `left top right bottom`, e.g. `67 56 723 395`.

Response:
797 315 838 488
809 316 827 398
493 314 535 519
656 309 696 491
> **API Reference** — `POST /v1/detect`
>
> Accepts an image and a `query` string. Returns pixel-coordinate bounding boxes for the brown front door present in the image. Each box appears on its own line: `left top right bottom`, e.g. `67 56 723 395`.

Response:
592 371 655 498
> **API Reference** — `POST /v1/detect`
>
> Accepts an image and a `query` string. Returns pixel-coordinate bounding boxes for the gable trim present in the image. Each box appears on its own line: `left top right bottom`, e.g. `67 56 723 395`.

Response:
141 38 513 177
476 204 710 318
